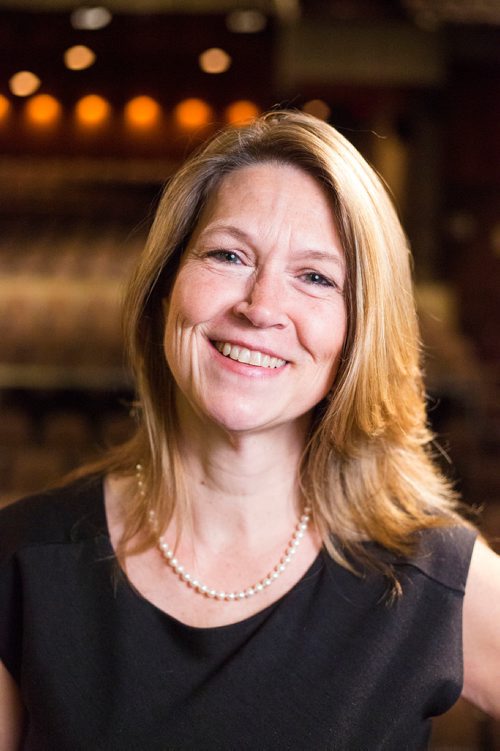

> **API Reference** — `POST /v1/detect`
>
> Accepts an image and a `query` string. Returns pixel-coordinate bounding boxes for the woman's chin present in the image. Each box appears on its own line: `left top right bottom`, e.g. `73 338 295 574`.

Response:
205 408 276 436
199 401 311 440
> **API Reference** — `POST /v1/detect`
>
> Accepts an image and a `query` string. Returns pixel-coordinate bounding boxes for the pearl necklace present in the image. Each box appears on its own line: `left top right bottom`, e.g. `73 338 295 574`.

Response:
136 463 312 603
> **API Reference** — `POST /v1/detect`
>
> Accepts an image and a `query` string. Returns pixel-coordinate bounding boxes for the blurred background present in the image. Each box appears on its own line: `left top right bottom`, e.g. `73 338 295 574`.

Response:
0 0 498 744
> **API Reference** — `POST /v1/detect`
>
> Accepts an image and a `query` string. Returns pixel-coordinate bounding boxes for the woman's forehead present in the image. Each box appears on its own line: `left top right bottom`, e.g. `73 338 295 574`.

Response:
192 162 340 244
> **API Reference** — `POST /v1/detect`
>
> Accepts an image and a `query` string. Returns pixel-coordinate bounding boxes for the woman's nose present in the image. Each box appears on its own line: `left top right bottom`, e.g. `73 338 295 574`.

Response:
232 271 288 329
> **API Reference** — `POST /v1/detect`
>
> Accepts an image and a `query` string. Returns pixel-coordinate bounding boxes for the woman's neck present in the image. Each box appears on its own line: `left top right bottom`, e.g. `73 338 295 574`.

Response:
174 405 311 553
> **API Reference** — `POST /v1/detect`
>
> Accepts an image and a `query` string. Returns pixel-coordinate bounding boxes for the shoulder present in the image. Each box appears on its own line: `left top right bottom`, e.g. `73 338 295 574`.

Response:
397 524 478 594
0 474 106 564
462 539 500 718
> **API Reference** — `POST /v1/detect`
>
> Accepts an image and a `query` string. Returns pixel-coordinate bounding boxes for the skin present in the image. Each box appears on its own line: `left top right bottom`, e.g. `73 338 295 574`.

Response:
163 162 347 438
1 164 499 747
462 540 500 717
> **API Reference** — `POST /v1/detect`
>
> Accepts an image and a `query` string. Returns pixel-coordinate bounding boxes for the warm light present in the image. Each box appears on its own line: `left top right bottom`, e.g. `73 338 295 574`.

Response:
64 45 96 71
26 94 62 126
302 99 331 121
225 100 260 125
226 9 267 33
71 6 112 30
199 48 232 74
0 95 11 121
9 70 41 97
125 96 161 128
75 94 110 126
174 98 213 130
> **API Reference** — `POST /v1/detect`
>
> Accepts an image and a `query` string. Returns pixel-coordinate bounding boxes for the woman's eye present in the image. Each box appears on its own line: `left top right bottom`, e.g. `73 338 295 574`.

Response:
207 250 242 264
301 271 334 287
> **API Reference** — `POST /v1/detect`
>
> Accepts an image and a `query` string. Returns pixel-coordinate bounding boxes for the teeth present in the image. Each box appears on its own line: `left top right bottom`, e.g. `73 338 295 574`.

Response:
214 342 286 369
249 350 261 366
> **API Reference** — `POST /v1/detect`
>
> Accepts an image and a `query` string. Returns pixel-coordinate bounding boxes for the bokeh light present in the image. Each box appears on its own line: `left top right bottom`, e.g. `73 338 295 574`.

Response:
226 10 267 33
302 99 331 121
0 95 11 121
75 94 111 126
9 71 41 97
71 6 112 30
199 48 232 74
174 98 213 130
225 100 260 125
64 45 96 71
25 94 62 126
124 96 161 129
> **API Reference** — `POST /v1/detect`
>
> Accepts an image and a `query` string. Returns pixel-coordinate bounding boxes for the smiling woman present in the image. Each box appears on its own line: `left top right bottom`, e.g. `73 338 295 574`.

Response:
0 110 499 749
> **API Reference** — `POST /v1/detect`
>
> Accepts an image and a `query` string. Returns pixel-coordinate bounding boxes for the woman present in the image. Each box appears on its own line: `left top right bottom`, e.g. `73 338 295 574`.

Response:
1 110 499 749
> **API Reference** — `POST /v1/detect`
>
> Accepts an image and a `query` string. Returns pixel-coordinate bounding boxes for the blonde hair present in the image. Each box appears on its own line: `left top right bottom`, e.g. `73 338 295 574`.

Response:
98 110 468 584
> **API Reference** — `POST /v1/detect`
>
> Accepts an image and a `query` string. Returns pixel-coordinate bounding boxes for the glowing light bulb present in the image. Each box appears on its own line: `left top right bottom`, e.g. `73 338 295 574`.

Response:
26 94 62 126
64 45 96 71
199 48 231 74
124 96 161 129
225 100 260 126
0 95 11 121
302 99 331 121
174 98 213 130
226 10 267 33
75 94 110 126
9 71 41 97
71 6 112 30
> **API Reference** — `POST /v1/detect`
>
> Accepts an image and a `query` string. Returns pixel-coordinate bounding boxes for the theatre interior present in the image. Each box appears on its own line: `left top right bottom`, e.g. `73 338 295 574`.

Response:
0 0 499 745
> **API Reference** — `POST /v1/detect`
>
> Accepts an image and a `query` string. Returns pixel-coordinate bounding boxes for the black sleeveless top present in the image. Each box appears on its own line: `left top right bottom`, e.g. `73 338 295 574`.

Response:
0 475 476 750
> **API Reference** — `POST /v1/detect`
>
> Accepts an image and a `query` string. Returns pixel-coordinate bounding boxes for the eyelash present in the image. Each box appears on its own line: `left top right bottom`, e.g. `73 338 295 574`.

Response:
206 250 336 289
207 250 242 264
301 271 334 288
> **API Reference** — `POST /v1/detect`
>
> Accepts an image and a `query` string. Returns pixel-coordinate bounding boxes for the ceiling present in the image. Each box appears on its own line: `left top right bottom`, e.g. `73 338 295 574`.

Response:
0 0 499 26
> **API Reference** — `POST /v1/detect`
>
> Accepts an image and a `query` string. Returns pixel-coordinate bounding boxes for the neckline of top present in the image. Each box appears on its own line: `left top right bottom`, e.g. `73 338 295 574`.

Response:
94 474 326 634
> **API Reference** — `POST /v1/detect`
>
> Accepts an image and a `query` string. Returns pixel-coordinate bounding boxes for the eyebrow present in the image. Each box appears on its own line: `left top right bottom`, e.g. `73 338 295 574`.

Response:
198 224 345 268
198 224 252 245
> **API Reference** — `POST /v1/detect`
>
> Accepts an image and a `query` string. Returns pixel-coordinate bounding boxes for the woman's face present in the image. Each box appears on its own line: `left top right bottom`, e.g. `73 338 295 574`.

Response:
163 162 347 437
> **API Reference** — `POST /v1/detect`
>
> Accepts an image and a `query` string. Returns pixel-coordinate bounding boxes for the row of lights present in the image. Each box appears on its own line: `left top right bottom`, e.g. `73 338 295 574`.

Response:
68 6 267 34
8 43 234 103
0 93 262 130
0 94 332 131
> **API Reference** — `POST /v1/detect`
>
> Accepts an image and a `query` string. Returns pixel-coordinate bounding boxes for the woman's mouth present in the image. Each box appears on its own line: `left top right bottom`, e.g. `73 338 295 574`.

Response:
213 341 287 369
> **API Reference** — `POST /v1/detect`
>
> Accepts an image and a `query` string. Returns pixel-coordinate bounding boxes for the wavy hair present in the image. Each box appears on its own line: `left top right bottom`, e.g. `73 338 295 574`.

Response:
96 110 468 585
